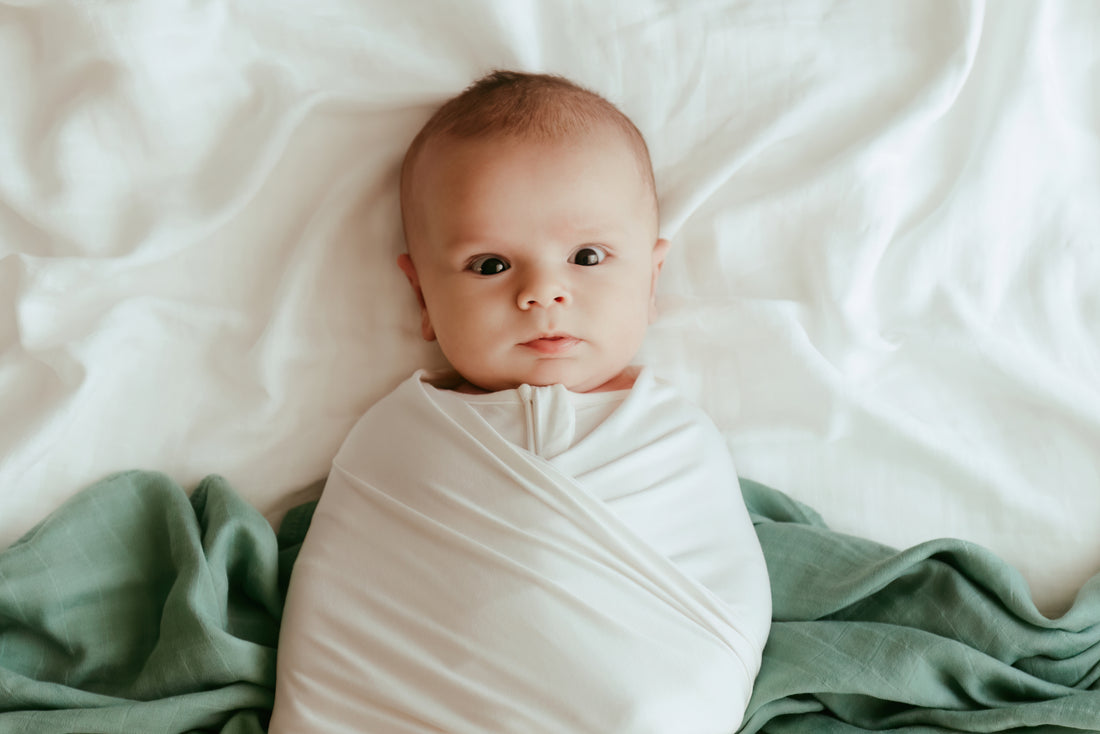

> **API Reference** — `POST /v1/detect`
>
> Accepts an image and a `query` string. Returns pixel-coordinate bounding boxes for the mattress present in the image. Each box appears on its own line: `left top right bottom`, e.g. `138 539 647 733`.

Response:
2 0 1098 616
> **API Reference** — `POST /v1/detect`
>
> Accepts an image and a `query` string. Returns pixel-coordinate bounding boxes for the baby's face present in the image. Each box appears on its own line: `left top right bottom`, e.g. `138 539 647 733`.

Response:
400 127 668 393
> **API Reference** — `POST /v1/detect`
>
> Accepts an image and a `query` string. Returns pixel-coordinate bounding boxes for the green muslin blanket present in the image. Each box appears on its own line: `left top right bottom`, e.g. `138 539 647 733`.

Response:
2 471 1099 733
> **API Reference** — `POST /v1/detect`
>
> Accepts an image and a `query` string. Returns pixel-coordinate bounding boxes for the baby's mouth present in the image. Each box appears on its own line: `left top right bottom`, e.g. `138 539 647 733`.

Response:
519 334 580 355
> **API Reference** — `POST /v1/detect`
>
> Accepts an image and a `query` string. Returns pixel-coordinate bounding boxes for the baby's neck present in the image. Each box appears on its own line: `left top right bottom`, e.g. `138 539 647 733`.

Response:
450 366 639 395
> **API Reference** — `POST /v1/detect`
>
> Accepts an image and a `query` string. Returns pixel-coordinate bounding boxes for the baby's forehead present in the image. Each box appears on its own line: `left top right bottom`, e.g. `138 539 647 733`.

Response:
411 125 652 194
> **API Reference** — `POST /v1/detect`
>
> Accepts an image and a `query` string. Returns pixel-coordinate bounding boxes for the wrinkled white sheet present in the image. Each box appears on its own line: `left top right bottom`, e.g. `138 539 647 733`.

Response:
2 0 1098 613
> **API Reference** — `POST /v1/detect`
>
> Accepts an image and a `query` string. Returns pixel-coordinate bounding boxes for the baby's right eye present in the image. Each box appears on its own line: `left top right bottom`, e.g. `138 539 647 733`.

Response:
468 256 510 275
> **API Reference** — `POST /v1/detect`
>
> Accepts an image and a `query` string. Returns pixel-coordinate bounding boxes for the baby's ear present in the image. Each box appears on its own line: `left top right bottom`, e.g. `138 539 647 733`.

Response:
651 238 670 273
648 238 670 322
396 253 436 342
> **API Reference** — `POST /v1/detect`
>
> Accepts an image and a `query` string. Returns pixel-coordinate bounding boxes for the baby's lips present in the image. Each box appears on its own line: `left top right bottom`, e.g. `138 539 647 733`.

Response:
519 335 580 355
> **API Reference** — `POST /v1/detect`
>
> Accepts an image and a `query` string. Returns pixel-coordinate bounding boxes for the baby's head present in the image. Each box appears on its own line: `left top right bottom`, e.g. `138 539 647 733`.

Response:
398 70 668 393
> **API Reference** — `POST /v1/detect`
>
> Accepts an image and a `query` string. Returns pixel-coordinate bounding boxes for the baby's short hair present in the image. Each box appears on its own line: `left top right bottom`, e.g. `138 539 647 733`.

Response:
400 70 657 230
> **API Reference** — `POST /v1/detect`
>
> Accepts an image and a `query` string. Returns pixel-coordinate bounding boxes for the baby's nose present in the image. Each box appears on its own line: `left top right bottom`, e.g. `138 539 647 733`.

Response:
517 271 570 309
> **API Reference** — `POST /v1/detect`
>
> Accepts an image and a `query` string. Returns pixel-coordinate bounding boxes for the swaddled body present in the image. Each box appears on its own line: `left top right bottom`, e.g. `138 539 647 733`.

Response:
272 369 770 733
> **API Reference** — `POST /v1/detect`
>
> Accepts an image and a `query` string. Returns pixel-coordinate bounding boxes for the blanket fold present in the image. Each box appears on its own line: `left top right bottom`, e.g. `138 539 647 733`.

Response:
739 478 1100 733
2 471 1099 732
0 471 295 734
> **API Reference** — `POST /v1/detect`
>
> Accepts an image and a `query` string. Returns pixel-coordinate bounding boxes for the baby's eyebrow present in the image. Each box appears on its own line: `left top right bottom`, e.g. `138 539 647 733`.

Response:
570 231 623 247
440 238 503 255
574 217 636 237
578 221 617 233
442 224 625 255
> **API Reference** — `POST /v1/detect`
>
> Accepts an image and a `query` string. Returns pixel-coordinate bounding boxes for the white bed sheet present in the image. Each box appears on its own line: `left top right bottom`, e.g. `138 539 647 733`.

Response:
2 0 1098 614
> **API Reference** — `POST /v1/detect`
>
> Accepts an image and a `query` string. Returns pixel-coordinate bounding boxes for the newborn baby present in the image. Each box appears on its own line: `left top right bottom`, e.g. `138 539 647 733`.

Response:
271 70 771 734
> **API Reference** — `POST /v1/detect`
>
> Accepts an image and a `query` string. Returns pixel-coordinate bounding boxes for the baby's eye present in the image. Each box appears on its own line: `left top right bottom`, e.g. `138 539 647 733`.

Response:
570 246 607 266
468 255 510 275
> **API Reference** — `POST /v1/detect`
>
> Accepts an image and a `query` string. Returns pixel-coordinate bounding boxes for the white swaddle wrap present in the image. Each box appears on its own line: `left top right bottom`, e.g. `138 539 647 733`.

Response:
272 369 770 733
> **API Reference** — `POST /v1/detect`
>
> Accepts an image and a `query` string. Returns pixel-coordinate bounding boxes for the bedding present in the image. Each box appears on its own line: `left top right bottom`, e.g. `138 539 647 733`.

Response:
3 0 1099 618
0 472 293 733
4 470 1100 733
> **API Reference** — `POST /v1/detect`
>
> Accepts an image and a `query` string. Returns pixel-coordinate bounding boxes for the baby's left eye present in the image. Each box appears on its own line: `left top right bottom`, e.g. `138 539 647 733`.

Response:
570 246 607 266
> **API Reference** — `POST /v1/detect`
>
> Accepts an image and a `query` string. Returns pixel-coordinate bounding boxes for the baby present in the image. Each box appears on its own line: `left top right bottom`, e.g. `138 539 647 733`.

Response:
272 71 771 734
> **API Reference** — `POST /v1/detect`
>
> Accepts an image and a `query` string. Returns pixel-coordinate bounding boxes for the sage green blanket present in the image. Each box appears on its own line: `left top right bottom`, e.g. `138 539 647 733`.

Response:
2 471 1098 732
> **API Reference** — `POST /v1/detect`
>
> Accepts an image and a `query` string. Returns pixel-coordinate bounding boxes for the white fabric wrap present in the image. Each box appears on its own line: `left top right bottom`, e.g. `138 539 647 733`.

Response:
272 370 770 734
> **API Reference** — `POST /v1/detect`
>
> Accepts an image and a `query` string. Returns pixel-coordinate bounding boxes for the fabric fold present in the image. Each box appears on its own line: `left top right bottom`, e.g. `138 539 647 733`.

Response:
739 478 1100 733
0 471 287 733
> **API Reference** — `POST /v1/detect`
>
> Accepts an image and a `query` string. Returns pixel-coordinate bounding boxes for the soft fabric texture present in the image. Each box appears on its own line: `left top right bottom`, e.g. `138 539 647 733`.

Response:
271 369 771 733
452 371 765 608
3 471 1100 731
740 478 1100 733
4 2 1100 617
0 471 298 734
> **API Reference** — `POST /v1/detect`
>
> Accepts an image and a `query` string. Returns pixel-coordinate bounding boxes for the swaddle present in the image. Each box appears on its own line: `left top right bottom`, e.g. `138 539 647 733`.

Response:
271 369 770 733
